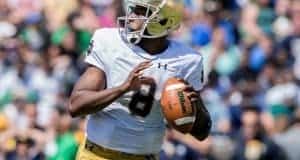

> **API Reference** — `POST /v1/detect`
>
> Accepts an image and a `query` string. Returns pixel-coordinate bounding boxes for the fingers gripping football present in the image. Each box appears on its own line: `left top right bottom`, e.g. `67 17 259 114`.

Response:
160 78 196 133
181 81 212 141
161 78 211 140
176 79 200 103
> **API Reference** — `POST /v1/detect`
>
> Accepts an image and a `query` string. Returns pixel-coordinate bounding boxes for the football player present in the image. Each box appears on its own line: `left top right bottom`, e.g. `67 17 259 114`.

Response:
69 0 211 159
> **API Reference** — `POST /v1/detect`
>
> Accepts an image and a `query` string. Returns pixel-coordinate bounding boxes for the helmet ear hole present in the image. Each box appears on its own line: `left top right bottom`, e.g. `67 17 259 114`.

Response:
159 19 168 25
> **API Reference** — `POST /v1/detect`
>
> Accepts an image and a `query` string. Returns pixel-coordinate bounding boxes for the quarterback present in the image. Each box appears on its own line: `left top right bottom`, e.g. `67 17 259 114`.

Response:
69 0 211 159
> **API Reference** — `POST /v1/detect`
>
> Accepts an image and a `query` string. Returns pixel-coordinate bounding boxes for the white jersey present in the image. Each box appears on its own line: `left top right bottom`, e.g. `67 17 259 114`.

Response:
84 28 204 154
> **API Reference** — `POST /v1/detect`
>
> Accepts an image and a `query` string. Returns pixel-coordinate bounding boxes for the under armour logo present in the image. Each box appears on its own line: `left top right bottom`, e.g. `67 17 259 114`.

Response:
157 63 176 72
158 63 168 70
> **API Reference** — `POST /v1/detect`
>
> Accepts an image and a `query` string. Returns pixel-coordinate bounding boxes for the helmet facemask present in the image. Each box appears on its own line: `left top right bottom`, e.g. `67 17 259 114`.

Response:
118 0 168 44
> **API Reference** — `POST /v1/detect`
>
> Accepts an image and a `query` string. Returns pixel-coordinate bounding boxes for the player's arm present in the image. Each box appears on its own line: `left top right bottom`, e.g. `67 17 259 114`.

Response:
68 66 125 117
190 92 211 141
185 87 212 141
68 61 152 117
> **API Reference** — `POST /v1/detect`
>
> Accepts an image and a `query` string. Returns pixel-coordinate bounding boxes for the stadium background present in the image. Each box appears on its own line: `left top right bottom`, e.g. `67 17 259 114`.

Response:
0 0 300 159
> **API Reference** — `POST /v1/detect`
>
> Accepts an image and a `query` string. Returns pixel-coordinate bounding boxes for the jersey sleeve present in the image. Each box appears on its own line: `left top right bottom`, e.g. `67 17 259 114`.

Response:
84 30 106 71
184 55 204 91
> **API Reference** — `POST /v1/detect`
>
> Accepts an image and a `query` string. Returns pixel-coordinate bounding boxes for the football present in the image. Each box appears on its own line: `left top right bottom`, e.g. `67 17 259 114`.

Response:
160 77 196 133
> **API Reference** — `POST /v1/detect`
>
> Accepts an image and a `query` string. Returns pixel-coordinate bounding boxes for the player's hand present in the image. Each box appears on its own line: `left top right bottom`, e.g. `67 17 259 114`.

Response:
176 78 199 103
183 85 199 103
176 78 211 140
121 61 153 92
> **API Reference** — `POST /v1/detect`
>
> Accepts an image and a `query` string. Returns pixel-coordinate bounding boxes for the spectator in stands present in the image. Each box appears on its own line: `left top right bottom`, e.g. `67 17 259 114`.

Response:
5 136 45 160
232 106 287 160
274 109 300 160
44 106 78 160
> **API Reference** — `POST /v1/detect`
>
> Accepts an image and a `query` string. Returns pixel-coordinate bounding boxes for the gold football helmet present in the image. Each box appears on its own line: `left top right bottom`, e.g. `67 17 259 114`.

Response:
118 0 184 44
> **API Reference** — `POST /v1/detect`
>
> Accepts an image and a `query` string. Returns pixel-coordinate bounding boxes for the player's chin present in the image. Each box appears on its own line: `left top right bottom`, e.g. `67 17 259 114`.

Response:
128 23 143 31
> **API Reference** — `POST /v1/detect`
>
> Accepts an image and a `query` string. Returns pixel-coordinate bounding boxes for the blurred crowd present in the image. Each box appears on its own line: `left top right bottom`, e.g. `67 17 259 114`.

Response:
0 0 300 160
